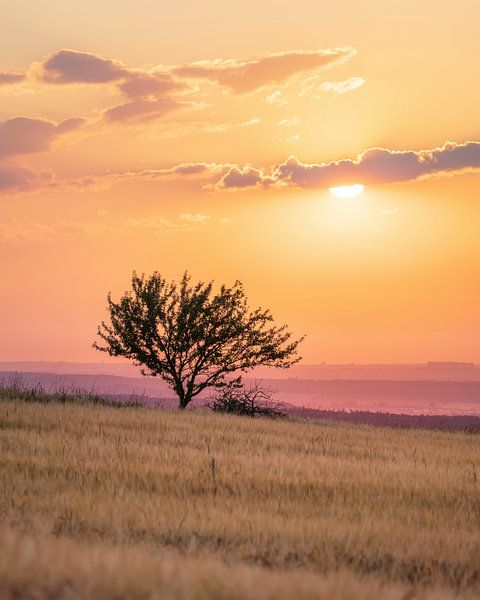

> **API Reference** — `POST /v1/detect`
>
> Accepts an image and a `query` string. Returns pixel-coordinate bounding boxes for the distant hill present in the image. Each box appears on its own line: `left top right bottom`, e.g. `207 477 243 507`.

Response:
0 361 143 378
2 360 480 381
255 361 480 381
260 377 480 415
1 367 479 416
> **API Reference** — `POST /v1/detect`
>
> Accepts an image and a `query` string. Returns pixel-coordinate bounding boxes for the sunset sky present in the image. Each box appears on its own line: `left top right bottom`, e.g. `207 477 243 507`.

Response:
1 0 479 363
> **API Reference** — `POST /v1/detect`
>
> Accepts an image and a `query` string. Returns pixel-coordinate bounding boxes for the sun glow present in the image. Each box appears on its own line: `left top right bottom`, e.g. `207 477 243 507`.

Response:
329 184 365 198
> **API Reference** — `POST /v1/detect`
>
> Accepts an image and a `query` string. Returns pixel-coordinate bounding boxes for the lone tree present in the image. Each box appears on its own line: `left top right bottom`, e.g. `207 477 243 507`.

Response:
94 271 303 409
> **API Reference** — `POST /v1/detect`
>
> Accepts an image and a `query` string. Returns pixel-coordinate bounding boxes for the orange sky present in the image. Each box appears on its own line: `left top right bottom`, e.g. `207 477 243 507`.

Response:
1 0 479 363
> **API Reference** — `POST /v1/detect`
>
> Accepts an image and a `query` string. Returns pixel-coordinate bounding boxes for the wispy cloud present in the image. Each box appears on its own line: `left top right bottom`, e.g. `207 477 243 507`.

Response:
172 48 355 94
219 217 235 225
179 213 210 223
300 75 366 97
285 134 300 144
266 90 289 106
319 77 366 95
118 72 184 98
278 117 300 127
0 160 223 195
0 214 213 243
0 71 26 85
104 97 182 123
0 165 54 193
26 162 233 194
240 117 261 127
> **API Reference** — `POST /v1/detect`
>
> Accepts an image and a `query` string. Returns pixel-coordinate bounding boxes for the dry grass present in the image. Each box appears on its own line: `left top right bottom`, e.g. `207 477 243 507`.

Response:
1 399 479 598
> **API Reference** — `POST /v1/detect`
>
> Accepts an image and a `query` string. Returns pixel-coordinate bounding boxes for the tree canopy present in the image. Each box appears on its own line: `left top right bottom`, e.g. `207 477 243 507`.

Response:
94 271 304 409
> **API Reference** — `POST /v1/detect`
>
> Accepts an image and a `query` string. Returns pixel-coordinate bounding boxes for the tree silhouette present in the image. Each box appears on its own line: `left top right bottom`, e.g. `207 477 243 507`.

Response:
94 271 304 409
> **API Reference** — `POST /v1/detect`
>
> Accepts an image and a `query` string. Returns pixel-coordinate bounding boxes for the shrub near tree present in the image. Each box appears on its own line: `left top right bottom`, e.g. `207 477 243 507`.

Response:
94 271 304 410
208 381 287 418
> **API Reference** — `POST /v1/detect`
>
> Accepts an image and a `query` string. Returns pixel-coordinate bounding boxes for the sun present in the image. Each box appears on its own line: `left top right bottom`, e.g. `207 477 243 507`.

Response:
329 184 364 198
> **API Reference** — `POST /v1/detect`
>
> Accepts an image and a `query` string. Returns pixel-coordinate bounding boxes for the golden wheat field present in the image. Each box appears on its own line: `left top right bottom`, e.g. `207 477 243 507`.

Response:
0 398 479 599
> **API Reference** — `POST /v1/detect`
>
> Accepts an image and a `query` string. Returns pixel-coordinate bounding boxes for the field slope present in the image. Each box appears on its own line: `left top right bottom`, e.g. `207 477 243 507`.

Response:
0 399 479 599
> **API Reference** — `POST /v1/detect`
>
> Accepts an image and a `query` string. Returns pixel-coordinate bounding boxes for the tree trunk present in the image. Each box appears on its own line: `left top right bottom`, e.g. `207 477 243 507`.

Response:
179 395 191 410
177 378 195 410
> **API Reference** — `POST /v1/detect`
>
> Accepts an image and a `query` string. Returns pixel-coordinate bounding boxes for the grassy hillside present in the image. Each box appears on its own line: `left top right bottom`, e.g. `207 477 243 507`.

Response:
0 399 479 598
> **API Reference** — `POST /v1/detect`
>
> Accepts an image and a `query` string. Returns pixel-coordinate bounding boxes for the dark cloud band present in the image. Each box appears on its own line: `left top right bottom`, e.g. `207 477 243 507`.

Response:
215 142 480 190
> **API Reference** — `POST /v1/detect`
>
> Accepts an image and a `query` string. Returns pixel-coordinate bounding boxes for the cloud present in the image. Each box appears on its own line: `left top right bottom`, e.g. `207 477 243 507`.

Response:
37 50 189 124
266 90 289 106
215 166 270 190
278 117 300 126
172 48 355 94
0 116 85 157
36 48 355 96
270 142 480 187
168 162 229 176
8 141 478 197
216 141 480 189
285 134 300 144
0 213 215 243
108 71 191 123
38 49 128 83
104 97 181 123
179 213 210 223
123 217 173 233
300 75 365 97
319 77 366 95
56 117 86 133
240 117 261 127
119 215 212 234
0 71 26 85
0 165 54 193
25 161 234 194
29 47 355 126
118 72 184 98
